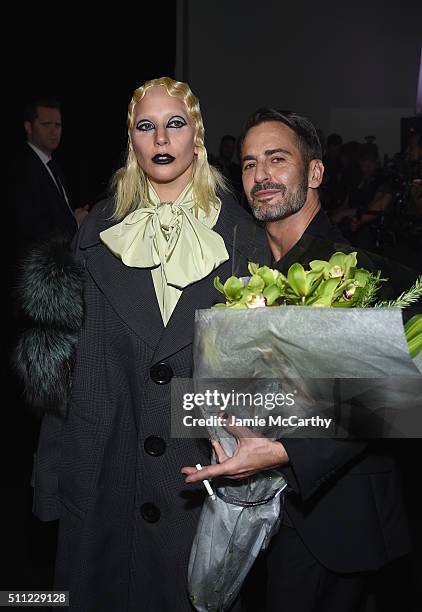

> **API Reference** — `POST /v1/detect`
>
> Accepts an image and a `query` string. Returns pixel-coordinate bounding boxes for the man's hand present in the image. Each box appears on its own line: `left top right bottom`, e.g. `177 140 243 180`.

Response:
181 423 289 483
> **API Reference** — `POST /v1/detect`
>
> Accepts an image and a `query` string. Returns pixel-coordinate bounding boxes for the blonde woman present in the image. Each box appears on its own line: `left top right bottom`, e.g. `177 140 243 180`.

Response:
18 77 267 610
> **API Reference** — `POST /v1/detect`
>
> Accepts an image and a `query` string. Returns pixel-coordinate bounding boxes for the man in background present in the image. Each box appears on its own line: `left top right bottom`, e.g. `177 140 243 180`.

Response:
10 98 89 250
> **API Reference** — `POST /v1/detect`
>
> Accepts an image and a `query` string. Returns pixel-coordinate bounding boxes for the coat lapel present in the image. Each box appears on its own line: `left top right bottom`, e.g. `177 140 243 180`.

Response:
152 258 232 363
79 200 164 351
153 201 271 362
86 246 164 351
79 197 270 360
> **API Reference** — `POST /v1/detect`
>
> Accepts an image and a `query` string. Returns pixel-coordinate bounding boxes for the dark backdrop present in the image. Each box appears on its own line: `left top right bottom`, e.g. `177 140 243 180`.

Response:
3 5 421 610
3 0 177 594
5 3 177 206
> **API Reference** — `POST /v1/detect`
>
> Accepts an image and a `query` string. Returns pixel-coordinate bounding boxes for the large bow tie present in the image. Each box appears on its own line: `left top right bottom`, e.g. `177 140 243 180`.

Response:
100 184 228 289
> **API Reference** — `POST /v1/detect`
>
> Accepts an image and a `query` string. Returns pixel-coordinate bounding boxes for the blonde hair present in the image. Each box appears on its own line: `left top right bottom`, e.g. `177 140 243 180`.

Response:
111 76 227 220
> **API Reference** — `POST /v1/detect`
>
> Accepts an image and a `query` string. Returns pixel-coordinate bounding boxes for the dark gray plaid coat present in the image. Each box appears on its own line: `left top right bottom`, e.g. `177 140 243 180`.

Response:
29 196 269 611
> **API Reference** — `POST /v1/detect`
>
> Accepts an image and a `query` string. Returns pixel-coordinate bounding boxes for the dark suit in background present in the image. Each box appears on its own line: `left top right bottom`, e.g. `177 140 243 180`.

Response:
4 103 80 595
10 143 78 251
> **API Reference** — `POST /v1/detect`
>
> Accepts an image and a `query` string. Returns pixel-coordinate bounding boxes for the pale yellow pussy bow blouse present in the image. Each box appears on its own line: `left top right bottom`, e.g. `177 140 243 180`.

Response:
100 182 229 325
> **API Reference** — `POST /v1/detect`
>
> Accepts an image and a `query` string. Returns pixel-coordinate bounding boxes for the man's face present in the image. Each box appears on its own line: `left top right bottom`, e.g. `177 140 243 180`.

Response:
241 121 310 221
131 85 198 199
24 106 62 155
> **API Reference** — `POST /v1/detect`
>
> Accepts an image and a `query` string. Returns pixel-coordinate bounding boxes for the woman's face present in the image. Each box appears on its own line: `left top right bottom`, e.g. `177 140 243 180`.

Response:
131 85 198 200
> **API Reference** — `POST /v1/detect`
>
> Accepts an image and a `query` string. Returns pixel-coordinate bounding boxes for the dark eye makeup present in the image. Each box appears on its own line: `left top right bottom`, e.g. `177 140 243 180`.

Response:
135 115 188 132
167 115 187 128
135 120 155 131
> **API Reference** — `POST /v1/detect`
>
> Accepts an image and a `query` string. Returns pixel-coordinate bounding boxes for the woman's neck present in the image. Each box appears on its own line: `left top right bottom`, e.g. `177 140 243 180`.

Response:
149 174 192 203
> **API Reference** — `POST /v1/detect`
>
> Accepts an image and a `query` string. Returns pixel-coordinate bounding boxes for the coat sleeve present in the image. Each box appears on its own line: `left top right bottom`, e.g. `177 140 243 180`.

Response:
13 237 84 417
280 438 367 502
31 414 65 521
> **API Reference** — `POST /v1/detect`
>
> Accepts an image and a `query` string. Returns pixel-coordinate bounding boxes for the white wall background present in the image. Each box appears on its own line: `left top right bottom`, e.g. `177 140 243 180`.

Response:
177 0 421 160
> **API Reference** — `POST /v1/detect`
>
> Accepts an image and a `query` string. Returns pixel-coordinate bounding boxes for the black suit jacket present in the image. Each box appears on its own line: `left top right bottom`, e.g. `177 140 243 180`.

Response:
273 210 411 572
10 144 78 250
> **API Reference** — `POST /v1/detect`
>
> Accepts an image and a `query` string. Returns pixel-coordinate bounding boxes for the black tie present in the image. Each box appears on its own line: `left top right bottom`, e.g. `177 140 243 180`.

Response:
47 158 66 200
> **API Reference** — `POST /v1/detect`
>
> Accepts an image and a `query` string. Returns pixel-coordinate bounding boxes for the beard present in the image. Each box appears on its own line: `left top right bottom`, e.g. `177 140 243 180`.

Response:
248 172 309 222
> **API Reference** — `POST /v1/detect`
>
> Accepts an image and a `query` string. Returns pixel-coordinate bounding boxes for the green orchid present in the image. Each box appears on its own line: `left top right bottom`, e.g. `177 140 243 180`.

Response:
247 274 265 293
309 277 343 307
287 264 324 300
257 265 280 287
310 252 358 281
212 255 422 357
247 262 260 276
263 284 282 306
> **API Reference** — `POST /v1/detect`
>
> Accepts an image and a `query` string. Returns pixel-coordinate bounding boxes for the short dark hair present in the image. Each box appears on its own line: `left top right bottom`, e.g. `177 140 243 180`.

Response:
240 108 322 165
23 98 61 123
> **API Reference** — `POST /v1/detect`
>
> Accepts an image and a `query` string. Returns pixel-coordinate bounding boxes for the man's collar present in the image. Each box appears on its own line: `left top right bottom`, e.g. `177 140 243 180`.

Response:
273 209 347 272
27 142 51 164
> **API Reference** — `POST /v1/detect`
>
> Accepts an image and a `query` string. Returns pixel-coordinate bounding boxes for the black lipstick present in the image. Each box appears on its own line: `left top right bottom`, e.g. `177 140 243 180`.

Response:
152 154 175 164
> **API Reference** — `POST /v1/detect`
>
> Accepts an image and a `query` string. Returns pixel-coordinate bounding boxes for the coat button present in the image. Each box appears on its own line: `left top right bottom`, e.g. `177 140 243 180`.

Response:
144 436 166 457
140 502 160 523
150 362 173 384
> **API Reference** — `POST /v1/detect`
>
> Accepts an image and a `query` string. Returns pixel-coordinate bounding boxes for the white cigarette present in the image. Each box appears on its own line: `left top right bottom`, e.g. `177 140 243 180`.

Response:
195 463 216 500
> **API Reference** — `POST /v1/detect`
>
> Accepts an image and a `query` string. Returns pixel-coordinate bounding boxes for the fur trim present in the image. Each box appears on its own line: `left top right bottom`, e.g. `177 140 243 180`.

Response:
16 238 84 330
14 328 78 417
13 238 84 417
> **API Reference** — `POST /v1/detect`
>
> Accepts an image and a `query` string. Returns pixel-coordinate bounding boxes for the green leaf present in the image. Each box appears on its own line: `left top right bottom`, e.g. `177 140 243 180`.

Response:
287 263 307 296
353 268 371 287
223 276 244 300
213 276 225 295
276 272 288 291
304 269 324 295
405 314 422 342
354 271 385 307
263 284 282 306
247 274 265 293
248 262 259 276
342 252 358 278
407 333 422 358
227 301 248 309
257 266 277 287
311 277 342 306
309 259 330 276
375 274 422 308
331 300 356 308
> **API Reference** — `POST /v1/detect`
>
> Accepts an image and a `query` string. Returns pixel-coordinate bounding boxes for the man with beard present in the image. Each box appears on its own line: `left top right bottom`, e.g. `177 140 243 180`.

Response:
241 108 343 264
183 109 411 611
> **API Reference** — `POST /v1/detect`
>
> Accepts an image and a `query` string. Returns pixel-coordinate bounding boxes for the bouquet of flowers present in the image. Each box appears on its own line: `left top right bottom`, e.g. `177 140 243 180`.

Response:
187 252 422 612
